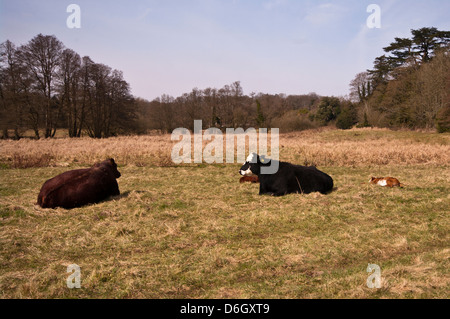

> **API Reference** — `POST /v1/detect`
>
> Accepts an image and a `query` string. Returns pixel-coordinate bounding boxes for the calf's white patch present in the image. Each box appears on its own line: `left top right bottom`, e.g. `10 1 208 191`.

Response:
377 179 387 187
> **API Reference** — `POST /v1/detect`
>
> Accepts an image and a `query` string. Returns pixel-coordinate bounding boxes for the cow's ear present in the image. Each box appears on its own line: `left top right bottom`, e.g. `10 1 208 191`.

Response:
246 153 258 163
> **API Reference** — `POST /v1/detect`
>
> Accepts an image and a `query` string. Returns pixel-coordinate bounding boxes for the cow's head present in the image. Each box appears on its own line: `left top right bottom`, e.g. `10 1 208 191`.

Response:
109 158 121 178
239 153 271 176
98 158 121 178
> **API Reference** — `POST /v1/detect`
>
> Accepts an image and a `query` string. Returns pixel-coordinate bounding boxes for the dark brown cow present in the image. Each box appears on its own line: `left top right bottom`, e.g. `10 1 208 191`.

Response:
37 158 121 209
239 176 259 183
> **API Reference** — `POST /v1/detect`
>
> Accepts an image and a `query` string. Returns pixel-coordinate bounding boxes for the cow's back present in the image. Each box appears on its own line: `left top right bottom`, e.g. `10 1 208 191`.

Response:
290 164 333 194
37 166 119 209
37 169 91 207
298 165 333 194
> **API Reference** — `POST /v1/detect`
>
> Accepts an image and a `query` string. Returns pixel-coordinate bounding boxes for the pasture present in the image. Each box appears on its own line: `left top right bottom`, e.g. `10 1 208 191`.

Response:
0 128 449 298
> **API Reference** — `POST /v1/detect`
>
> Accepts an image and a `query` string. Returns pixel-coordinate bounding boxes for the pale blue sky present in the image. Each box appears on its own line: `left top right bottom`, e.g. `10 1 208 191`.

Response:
1 0 449 100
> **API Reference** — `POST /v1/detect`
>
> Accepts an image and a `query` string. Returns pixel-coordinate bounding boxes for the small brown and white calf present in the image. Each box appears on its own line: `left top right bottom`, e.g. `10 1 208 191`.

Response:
369 177 402 188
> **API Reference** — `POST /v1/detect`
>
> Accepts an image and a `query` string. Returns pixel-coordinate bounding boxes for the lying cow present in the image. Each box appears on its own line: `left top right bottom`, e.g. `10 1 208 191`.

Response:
37 158 121 209
239 153 333 196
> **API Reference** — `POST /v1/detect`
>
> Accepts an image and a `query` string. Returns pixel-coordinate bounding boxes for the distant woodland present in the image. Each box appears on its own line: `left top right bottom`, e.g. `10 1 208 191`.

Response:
0 34 135 139
1 27 449 139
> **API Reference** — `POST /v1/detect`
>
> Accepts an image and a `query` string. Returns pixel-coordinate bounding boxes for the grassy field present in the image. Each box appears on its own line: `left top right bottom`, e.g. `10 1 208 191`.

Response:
0 128 449 298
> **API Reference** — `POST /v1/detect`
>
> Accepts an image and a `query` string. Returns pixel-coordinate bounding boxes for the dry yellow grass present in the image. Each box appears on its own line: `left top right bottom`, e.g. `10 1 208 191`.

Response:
279 128 450 167
0 135 173 168
1 128 449 168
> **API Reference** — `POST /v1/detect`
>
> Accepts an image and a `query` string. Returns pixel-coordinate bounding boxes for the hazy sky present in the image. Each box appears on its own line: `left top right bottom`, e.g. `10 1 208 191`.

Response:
1 0 449 100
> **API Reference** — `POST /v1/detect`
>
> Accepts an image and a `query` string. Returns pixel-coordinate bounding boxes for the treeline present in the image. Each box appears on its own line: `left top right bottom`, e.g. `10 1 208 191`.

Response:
349 27 450 132
136 82 364 133
136 82 327 133
0 34 136 139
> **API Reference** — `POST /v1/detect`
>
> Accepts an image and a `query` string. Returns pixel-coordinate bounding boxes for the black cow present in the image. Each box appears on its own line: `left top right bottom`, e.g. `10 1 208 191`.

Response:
239 153 333 196
37 158 121 209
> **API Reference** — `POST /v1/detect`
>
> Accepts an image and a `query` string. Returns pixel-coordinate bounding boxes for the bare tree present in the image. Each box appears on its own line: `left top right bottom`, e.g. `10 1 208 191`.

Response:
0 40 22 138
203 87 219 127
78 56 95 137
84 62 111 138
184 88 204 131
218 84 233 128
19 34 64 137
0 40 38 139
230 81 244 128
107 69 136 136
59 48 81 137
349 72 372 103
